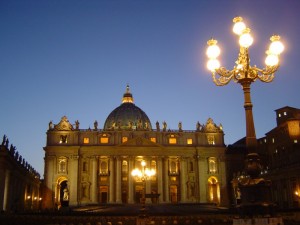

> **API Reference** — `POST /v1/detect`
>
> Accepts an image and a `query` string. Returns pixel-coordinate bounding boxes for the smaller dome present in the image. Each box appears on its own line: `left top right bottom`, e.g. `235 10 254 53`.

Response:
103 85 152 130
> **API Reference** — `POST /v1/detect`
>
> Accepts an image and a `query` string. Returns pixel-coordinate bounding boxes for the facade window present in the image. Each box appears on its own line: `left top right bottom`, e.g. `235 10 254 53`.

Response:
59 135 67 144
100 161 108 175
208 157 217 174
278 113 281 117
122 137 128 143
272 138 275 143
169 137 177 144
122 160 128 173
83 138 89 144
207 135 215 145
100 137 109 144
284 111 287 116
58 158 67 173
169 160 178 174
150 137 156 143
294 140 298 143
187 138 193 145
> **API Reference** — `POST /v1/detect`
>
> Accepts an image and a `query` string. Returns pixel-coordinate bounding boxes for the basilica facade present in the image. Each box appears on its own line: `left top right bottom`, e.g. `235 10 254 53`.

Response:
43 86 228 209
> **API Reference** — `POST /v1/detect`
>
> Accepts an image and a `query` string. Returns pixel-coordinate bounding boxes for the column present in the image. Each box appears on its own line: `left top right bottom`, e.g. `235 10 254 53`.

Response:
109 157 115 203
128 157 134 203
69 155 79 206
115 157 122 203
198 156 207 203
91 156 98 203
180 157 187 202
163 157 169 203
3 170 10 211
157 157 163 203
219 156 229 206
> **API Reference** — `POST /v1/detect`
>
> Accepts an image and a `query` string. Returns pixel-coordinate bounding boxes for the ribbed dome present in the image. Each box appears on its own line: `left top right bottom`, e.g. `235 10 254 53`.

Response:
103 86 152 130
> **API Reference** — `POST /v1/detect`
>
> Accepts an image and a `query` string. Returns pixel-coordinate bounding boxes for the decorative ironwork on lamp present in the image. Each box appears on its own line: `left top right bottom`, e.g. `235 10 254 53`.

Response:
206 16 284 217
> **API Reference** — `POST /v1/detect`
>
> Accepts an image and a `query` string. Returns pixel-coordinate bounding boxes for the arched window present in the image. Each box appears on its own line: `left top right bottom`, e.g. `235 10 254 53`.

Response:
100 161 108 174
58 157 67 173
170 160 178 174
122 160 128 173
208 157 217 174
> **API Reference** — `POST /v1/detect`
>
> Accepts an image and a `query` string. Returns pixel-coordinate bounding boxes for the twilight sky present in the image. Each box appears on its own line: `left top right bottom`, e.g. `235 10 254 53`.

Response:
1 0 299 177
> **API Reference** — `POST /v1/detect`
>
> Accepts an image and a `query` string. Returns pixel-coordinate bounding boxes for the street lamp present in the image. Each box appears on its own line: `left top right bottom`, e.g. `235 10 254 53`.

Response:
206 16 284 216
206 16 284 151
131 160 156 216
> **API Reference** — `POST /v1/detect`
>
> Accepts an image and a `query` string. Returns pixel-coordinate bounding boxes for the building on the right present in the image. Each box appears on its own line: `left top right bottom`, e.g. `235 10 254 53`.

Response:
257 106 300 210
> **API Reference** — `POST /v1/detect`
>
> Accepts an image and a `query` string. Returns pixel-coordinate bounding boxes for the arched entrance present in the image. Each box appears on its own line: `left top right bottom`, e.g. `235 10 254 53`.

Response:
208 176 220 205
56 177 69 208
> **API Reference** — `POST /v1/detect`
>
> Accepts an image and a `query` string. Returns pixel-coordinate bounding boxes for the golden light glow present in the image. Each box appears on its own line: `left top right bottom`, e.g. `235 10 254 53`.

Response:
207 59 220 71
122 137 128 143
269 35 284 55
169 137 177 144
100 137 109 143
232 17 246 35
83 137 89 144
187 138 193 145
150 137 156 143
206 39 221 58
141 160 146 167
239 28 253 48
265 53 279 66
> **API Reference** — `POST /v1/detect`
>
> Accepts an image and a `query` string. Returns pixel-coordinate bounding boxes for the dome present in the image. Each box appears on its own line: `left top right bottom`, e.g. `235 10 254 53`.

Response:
103 85 152 130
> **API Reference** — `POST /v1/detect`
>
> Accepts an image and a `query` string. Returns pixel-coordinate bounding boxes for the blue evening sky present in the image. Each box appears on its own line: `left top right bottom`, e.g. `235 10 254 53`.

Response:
1 0 299 177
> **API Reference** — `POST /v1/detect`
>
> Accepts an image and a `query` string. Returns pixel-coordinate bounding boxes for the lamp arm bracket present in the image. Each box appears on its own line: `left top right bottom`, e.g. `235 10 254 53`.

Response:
252 65 280 83
212 67 235 86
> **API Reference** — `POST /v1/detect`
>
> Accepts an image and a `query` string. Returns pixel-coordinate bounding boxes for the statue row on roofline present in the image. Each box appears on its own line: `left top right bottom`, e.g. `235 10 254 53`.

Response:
49 116 223 133
1 135 40 178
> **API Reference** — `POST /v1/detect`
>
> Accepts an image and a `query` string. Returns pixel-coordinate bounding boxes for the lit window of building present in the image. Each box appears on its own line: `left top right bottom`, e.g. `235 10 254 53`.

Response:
58 158 67 173
278 113 281 117
169 138 177 144
169 160 178 174
100 160 108 175
272 138 275 143
294 140 298 143
187 138 193 145
208 157 217 174
150 137 156 143
100 137 109 144
284 111 287 116
83 137 89 144
122 137 128 143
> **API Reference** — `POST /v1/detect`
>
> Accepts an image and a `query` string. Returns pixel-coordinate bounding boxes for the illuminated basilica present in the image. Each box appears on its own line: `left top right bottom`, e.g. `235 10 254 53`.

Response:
43 86 229 209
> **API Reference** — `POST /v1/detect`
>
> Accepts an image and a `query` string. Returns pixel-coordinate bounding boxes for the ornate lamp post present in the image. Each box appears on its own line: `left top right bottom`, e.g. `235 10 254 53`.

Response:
206 17 284 217
206 16 284 152
132 160 156 216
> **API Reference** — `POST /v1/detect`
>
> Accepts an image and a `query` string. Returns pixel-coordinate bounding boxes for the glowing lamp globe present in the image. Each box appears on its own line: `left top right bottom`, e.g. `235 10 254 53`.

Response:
207 59 220 71
265 54 279 66
269 35 284 55
233 17 246 35
239 29 253 48
206 39 220 58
